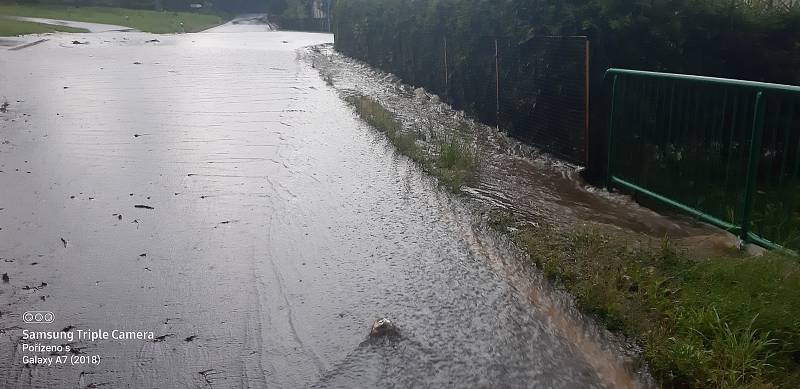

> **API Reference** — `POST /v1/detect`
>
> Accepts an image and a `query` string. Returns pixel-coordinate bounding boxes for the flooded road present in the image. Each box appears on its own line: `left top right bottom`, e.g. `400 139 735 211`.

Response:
0 26 652 388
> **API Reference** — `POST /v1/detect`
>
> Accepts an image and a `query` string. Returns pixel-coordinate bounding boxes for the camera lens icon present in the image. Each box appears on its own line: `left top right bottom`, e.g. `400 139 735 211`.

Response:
23 311 54 324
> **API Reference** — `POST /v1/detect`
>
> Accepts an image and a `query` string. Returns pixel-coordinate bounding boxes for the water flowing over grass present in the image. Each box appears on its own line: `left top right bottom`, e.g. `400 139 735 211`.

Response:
0 4 223 33
436 137 477 192
333 56 799 388
347 94 478 193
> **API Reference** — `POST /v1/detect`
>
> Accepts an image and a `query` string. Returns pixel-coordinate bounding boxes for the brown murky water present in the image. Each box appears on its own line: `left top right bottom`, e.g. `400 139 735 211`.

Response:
0 22 691 389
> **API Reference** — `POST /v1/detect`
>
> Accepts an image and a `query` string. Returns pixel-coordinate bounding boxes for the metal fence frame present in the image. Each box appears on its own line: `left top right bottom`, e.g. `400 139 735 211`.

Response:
605 68 800 251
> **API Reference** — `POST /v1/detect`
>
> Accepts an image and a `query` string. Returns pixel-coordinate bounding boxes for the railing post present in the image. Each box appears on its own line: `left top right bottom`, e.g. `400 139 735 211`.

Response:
740 90 766 244
606 74 619 188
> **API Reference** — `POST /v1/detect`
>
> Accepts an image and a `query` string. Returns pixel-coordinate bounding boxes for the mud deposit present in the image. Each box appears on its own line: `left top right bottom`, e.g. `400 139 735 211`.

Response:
0 24 675 388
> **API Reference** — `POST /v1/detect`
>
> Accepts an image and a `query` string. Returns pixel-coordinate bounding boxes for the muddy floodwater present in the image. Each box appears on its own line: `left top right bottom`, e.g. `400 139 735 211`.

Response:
0 23 675 388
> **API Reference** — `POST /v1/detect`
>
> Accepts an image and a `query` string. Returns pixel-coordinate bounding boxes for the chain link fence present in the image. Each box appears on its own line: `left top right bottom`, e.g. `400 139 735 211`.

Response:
334 30 590 165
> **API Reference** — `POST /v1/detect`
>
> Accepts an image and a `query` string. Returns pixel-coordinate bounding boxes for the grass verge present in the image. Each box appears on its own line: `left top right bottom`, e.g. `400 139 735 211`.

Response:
493 212 800 388
0 4 223 33
0 17 88 36
347 94 478 192
436 136 477 192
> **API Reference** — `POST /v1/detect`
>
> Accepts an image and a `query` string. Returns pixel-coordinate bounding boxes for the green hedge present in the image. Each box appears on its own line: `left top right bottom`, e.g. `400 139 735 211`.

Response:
332 0 800 171
334 0 800 87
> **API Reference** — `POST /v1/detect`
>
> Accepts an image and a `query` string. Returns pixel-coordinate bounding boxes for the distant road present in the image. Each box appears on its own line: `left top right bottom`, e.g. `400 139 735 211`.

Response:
202 13 275 33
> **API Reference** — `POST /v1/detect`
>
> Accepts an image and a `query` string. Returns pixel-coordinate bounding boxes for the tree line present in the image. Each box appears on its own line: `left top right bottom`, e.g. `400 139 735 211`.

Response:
333 0 800 86
332 0 800 171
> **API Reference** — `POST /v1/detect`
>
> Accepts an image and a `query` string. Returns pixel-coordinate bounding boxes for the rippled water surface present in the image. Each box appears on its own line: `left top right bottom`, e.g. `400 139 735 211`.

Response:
307 45 730 241
0 24 668 388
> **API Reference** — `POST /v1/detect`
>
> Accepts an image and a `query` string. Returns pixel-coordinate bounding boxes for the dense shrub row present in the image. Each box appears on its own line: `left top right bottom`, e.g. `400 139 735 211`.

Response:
333 0 800 89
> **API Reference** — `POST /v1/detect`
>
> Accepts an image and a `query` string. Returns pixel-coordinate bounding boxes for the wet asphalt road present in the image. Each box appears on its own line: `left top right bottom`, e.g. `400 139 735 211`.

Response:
1 26 637 388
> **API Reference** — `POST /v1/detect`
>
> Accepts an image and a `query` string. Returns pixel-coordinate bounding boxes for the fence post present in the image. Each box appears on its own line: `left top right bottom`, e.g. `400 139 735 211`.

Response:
740 90 766 244
365 23 370 61
495 38 500 128
606 74 619 188
584 38 590 166
443 37 449 98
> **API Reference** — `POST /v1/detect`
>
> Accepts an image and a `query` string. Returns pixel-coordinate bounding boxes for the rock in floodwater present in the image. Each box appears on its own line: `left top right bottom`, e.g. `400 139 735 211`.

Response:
369 318 399 339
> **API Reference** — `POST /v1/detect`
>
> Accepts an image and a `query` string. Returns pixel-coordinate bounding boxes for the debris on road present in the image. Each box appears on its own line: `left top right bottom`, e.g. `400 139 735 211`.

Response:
153 334 174 342
198 369 218 385
134 205 154 209
22 282 47 291
369 318 399 339
60 237 67 248
2 273 8 282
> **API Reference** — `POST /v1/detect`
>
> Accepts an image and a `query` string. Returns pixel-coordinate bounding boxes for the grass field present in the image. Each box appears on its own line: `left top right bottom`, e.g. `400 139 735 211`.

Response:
0 4 223 34
0 17 88 36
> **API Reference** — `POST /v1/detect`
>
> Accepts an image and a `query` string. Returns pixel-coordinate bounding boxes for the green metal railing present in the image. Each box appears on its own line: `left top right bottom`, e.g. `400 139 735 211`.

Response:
605 68 800 252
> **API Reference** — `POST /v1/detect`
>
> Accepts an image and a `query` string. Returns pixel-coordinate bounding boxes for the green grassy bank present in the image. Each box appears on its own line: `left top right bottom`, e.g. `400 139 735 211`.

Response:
0 17 88 36
348 95 477 193
350 95 800 388
0 4 223 34
504 221 800 388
